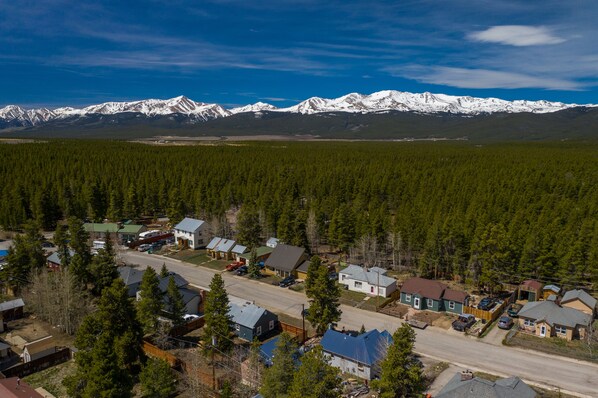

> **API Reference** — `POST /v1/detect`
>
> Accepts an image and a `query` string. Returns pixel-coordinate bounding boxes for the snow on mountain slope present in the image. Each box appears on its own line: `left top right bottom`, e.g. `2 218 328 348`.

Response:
0 91 594 128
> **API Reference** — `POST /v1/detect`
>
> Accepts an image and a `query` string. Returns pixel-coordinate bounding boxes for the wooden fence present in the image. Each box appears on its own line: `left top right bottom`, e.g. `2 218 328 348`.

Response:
280 321 307 343
464 300 507 322
142 340 180 367
170 317 205 337
1 348 71 378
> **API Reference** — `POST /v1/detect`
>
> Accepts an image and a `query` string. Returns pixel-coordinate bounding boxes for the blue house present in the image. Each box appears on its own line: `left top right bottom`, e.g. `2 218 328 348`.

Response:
229 302 279 341
400 277 469 314
320 329 392 380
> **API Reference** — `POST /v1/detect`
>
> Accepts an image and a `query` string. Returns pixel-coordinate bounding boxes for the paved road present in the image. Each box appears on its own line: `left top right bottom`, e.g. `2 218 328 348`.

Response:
122 251 598 397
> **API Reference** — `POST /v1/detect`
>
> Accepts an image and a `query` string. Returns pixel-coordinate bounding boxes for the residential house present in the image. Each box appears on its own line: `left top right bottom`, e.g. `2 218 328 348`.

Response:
84 222 147 244
266 237 279 248
296 260 310 280
206 237 237 260
0 298 24 321
22 336 57 363
338 265 397 297
517 299 592 341
542 285 561 300
46 249 75 270
436 371 536 398
231 244 248 261
263 244 307 278
518 279 544 302
560 289 596 316
320 329 392 380
173 217 211 249
0 377 45 398
229 301 279 341
238 246 273 265
399 277 469 314
118 266 146 297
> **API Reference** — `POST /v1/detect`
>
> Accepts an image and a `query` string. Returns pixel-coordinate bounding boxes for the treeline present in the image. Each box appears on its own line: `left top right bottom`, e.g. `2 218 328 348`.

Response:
0 140 596 290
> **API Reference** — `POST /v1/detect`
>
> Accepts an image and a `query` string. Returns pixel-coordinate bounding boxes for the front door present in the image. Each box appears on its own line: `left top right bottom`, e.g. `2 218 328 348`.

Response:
540 325 546 337
414 297 420 309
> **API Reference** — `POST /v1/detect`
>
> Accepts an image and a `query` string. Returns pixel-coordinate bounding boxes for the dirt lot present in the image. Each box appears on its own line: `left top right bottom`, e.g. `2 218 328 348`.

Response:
2 316 75 353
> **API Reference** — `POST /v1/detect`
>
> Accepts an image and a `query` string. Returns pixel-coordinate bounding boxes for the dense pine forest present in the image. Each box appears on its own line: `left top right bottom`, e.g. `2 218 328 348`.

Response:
0 140 596 291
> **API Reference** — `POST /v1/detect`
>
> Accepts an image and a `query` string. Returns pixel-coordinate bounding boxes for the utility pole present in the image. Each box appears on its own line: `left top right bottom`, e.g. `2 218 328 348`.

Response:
301 303 306 342
211 336 217 391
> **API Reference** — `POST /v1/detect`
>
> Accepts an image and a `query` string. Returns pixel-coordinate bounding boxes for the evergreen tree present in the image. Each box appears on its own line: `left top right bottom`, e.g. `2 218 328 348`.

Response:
260 332 297 398
289 345 341 398
236 205 262 248
220 381 233 398
54 223 72 268
167 187 185 225
160 263 169 278
304 255 322 297
68 217 93 288
139 358 177 398
107 189 124 221
247 247 261 279
165 276 185 327
90 232 118 296
306 264 341 335
137 267 163 334
2 221 45 292
202 274 233 354
372 324 424 398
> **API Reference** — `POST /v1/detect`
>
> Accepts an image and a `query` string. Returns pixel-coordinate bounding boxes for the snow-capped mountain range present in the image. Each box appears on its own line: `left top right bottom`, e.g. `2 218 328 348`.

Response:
1 90 594 128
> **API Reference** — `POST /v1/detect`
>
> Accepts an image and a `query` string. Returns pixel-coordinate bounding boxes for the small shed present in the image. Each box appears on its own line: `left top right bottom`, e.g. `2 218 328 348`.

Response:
22 336 57 363
543 285 561 300
46 249 75 270
0 298 24 321
518 280 543 302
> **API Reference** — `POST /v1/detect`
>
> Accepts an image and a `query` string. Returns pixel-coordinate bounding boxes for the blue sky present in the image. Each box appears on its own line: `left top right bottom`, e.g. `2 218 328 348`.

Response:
1 0 597 108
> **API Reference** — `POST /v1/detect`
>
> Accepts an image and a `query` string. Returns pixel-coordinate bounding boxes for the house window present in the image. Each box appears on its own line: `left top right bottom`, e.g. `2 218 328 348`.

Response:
427 299 433 308
555 325 567 335
235 324 240 331
448 301 455 310
524 319 535 327
405 294 412 303
342 274 346 280
256 326 262 336
269 320 275 330
357 364 364 372
354 281 362 288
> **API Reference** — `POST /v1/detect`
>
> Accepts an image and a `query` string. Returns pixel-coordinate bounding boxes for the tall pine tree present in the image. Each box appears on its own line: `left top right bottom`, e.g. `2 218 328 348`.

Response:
202 274 233 354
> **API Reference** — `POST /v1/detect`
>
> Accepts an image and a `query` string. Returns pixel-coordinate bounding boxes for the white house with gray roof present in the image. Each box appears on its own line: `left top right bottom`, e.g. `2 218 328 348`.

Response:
339 265 397 297
518 299 592 341
173 217 210 250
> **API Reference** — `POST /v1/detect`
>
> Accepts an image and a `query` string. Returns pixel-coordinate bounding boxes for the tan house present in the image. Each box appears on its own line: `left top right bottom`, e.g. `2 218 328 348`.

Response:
263 244 307 278
560 289 596 316
517 299 592 341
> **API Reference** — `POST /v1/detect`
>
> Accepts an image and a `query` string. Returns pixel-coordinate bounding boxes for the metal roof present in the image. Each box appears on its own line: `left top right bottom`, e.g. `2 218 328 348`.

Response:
84 223 144 234
518 300 592 328
47 249 75 265
543 284 561 293
118 266 145 286
174 217 205 233
158 273 189 292
436 373 537 398
239 246 273 259
216 239 236 253
561 289 597 310
231 244 248 255
340 264 396 288
229 302 270 329
0 298 25 312
320 329 392 366
206 237 222 250
266 237 279 248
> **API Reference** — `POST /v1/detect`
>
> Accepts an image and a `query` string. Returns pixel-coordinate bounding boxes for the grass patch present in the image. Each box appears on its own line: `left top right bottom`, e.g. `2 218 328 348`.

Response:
505 330 598 363
289 283 305 292
24 360 76 397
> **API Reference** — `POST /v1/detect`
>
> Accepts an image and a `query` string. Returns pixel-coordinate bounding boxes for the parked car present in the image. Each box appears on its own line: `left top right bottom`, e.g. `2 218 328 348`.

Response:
477 297 497 311
137 244 151 252
235 266 248 275
41 241 55 248
226 261 244 272
183 314 200 322
279 276 296 288
452 314 476 332
328 272 338 281
507 303 523 317
498 316 514 329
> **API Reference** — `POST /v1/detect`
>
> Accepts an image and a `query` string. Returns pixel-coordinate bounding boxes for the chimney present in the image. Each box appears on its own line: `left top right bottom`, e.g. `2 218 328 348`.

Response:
461 370 474 381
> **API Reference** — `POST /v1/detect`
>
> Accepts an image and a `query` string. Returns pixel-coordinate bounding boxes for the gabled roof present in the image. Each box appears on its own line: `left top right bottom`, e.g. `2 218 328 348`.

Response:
437 373 537 398
163 287 199 308
158 274 189 292
0 298 25 312
443 288 469 303
401 277 469 303
216 239 236 253
340 265 396 288
297 260 310 273
232 244 248 255
229 302 272 329
561 289 597 310
47 249 75 265
518 300 592 328
543 284 561 294
520 279 543 291
24 336 55 356
321 329 392 366
239 246 274 259
206 237 222 250
266 237 279 248
174 217 205 233
118 266 145 286
84 223 145 234
264 244 306 272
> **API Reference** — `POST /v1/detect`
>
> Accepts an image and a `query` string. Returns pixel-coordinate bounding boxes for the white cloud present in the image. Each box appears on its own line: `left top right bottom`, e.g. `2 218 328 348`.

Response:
390 66 582 90
469 25 566 46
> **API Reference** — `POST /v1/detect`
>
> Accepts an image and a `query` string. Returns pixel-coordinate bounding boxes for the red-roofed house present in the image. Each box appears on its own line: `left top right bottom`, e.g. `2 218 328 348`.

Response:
400 277 469 314
0 377 44 398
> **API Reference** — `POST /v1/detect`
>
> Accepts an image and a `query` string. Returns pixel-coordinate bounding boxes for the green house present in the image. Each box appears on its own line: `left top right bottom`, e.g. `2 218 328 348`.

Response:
400 277 469 314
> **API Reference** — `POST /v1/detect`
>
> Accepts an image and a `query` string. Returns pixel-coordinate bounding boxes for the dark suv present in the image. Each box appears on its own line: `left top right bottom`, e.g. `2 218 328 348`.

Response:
477 297 497 311
279 276 296 288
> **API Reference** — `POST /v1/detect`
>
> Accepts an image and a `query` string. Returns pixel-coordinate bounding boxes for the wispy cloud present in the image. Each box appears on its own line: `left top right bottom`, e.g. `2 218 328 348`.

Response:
389 65 583 91
468 25 566 46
